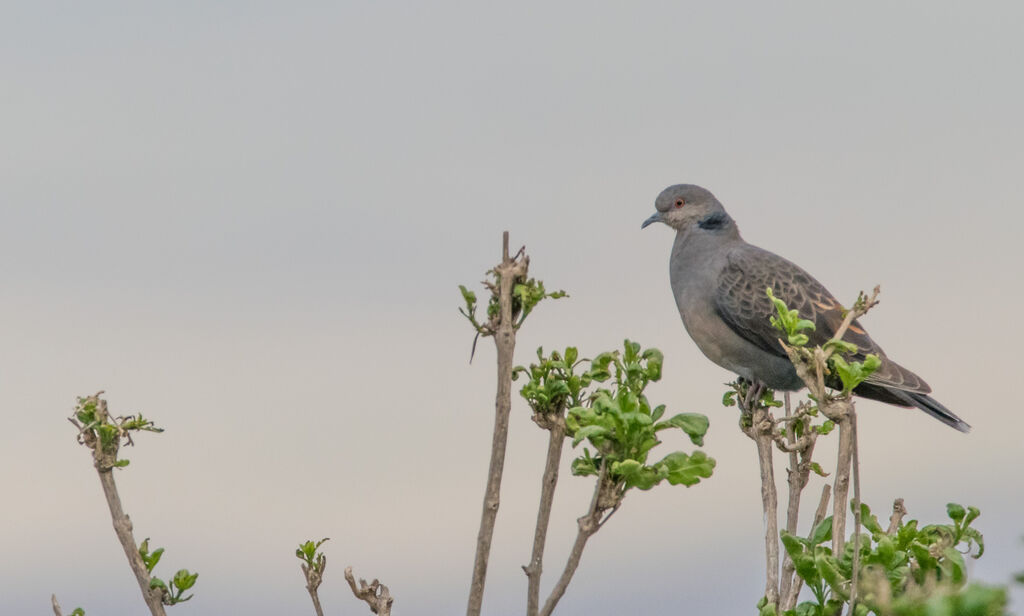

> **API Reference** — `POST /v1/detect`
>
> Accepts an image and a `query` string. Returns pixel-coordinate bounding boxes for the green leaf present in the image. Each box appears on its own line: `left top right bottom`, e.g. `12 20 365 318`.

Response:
759 598 778 616
766 287 816 346
612 459 643 481
858 503 884 535
172 568 199 591
722 390 738 407
809 517 833 546
659 450 715 486
571 424 609 447
815 552 847 599
781 531 808 558
946 503 966 524
793 603 820 616
571 448 598 477
815 420 835 435
809 462 829 477
824 339 858 356
876 534 896 566
653 413 710 445
942 547 966 585
961 527 985 558
138 539 164 573
626 465 663 490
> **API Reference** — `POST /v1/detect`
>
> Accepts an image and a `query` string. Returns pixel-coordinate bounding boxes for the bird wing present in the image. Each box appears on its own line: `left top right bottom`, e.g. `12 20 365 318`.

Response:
713 245 931 394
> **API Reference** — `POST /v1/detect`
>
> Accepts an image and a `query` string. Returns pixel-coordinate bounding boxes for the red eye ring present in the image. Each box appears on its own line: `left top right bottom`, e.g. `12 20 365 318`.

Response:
674 199 685 208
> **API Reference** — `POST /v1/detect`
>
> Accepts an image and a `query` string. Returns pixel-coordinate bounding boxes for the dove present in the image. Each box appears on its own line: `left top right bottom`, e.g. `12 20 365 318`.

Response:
643 184 969 432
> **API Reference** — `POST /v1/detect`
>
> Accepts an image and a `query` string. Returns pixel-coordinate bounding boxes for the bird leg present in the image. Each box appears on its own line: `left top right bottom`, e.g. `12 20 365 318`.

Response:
742 379 767 412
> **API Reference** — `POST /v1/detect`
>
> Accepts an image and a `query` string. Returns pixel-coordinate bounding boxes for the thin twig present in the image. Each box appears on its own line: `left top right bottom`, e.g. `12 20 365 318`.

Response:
886 498 907 535
812 484 832 531
524 416 567 616
537 463 618 616
76 395 167 615
752 406 781 608
51 594 63 616
831 410 853 556
849 413 862 614
784 484 832 608
738 382 781 610
467 231 529 616
780 391 798 605
299 548 327 616
345 566 393 616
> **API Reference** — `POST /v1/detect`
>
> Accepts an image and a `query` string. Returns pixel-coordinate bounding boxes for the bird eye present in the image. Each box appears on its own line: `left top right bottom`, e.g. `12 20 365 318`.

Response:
674 199 685 208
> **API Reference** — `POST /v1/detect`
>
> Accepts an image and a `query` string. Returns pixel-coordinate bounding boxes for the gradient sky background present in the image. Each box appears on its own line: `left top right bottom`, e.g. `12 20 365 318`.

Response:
3 2 1023 614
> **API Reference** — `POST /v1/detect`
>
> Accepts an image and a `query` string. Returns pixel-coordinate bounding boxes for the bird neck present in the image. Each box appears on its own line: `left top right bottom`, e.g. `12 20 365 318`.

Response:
679 213 741 247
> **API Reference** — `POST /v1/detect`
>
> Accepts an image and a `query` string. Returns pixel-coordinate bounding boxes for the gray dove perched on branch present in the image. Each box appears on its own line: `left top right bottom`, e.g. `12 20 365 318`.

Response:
642 184 970 432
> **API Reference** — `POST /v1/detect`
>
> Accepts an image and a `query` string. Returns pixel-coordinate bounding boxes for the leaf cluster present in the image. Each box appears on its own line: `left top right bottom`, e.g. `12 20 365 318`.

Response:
512 278 567 328
458 276 566 335
72 396 163 468
139 538 198 605
766 289 881 394
768 287 817 347
296 537 330 574
531 340 716 492
513 347 590 419
770 503 998 616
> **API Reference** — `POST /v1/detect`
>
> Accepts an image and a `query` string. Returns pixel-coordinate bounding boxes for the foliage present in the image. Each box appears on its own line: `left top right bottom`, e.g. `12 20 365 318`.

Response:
139 538 198 605
458 276 565 335
513 346 591 418
72 395 163 468
296 537 330 573
767 287 816 347
765 288 881 394
537 340 717 491
774 502 1003 616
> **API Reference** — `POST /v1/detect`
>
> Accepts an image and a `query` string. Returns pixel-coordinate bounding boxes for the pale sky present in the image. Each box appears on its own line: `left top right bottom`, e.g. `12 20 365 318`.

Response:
3 2 1023 614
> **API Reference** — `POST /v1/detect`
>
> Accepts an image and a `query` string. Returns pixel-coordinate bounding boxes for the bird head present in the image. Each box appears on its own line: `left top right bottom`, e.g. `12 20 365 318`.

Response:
641 184 732 233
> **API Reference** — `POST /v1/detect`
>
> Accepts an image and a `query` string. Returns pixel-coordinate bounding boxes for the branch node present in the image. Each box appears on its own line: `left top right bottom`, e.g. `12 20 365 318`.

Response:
345 566 394 616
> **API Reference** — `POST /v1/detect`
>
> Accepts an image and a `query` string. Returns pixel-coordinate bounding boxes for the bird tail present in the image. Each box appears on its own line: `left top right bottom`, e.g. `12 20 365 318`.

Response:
853 382 971 432
902 391 971 433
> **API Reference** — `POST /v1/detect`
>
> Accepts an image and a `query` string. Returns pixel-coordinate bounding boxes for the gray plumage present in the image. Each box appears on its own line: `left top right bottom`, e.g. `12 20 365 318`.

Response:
643 184 970 432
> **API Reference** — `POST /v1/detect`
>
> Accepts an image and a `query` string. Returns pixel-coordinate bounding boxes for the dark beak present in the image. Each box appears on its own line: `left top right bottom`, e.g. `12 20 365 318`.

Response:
641 212 664 229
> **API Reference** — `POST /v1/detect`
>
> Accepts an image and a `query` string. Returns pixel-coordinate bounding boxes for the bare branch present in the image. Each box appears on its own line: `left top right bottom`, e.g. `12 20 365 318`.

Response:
738 383 781 610
538 463 620 616
752 407 780 608
74 394 167 615
783 484 832 609
850 413 863 614
812 484 832 530
830 408 854 556
887 498 907 535
523 415 567 616
779 392 820 610
467 231 529 616
51 594 63 616
345 566 393 616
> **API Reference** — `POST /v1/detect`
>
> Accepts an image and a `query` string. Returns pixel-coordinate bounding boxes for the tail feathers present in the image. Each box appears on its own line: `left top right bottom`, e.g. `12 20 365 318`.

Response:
903 391 971 433
853 382 971 432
